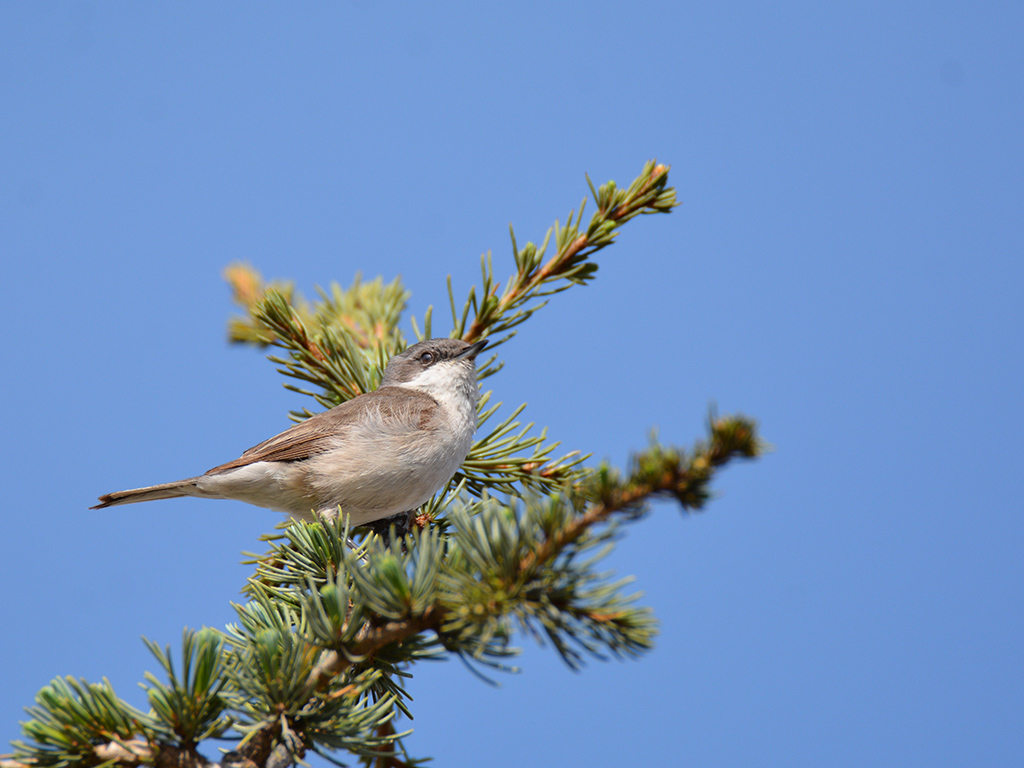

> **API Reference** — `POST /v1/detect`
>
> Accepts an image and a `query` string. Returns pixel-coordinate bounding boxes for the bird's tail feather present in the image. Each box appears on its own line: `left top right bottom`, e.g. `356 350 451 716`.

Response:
91 478 201 509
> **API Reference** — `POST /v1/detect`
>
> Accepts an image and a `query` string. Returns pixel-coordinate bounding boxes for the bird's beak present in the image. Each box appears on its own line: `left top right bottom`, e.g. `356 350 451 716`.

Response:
458 339 489 360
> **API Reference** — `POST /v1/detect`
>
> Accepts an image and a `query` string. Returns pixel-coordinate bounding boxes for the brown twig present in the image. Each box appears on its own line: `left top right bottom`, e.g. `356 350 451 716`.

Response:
518 485 650 574
461 163 671 344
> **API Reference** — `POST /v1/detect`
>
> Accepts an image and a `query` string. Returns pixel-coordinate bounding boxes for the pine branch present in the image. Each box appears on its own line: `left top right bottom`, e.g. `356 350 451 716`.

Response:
6 161 766 768
225 268 408 354
447 160 676 348
250 412 761 699
5 416 760 768
523 413 761 572
224 161 677 397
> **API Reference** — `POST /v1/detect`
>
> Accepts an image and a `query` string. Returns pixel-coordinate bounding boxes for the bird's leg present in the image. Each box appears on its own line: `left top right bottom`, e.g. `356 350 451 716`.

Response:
359 510 415 548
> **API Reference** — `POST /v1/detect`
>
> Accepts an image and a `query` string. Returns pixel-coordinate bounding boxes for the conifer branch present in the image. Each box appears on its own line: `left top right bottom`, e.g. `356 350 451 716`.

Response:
447 160 676 348
522 414 762 573
6 161 764 767
252 413 761 699
5 415 761 768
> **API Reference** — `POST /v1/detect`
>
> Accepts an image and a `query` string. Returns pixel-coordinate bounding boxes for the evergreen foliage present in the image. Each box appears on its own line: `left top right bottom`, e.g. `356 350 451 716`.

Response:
3 162 762 768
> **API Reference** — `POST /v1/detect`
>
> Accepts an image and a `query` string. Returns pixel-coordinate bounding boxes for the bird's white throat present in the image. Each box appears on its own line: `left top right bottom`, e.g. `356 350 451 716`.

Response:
396 361 479 431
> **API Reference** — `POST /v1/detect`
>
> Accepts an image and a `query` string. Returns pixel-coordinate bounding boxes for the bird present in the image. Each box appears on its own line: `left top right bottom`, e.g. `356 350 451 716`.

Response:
92 337 488 525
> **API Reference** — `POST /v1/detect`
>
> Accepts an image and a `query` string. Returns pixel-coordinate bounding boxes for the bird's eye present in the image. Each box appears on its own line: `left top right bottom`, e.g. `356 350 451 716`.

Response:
419 352 434 365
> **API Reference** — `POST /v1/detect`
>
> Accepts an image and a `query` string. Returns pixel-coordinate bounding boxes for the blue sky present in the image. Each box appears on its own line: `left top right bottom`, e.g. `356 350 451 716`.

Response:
1 3 1021 766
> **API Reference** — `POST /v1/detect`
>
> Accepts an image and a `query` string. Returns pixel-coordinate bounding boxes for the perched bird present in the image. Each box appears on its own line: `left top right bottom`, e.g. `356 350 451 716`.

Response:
93 338 488 525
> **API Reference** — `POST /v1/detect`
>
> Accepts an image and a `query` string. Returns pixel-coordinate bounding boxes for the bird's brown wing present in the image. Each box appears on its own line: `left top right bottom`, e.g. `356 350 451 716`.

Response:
204 388 438 474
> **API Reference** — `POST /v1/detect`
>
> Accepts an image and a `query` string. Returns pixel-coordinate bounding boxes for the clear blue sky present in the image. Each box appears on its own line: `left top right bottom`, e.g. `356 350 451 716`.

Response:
2 3 1021 766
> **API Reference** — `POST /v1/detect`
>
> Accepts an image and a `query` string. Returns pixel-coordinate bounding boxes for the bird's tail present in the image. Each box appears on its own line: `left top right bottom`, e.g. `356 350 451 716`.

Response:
91 477 201 509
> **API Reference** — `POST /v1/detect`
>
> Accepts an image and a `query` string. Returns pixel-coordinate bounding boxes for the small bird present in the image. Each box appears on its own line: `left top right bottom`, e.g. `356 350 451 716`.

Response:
93 338 488 525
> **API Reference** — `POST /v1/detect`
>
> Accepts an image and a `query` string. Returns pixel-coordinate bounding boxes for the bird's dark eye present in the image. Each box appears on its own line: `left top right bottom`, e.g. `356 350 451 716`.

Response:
419 351 434 365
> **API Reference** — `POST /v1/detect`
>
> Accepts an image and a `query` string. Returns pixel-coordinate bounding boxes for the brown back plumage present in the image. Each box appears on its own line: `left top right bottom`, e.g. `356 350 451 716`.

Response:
204 387 439 474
